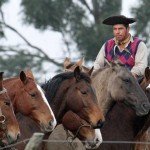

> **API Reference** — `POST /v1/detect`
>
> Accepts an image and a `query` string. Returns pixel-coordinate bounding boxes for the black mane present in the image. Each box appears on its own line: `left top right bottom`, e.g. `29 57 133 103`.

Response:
41 71 91 103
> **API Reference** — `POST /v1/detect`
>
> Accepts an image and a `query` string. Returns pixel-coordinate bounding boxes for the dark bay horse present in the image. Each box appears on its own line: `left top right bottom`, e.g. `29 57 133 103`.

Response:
3 70 56 132
0 72 20 146
41 66 105 149
91 62 150 150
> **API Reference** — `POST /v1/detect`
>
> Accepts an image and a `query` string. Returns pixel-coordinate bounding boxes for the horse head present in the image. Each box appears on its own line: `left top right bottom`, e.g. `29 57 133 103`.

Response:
92 62 150 116
42 66 104 148
65 67 104 128
0 72 20 145
3 70 56 133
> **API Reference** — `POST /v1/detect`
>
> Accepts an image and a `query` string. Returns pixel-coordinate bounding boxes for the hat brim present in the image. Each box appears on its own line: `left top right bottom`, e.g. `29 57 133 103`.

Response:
103 16 136 25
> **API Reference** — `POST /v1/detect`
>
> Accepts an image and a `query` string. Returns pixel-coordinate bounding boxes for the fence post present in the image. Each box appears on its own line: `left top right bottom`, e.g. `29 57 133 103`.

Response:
25 132 44 150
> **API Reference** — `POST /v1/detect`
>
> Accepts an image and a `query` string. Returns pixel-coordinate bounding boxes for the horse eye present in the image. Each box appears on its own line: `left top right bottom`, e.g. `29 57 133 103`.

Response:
122 78 130 83
4 101 10 106
30 93 36 98
81 90 87 95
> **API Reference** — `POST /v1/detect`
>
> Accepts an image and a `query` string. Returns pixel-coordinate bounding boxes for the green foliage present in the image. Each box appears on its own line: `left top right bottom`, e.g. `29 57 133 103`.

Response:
0 47 45 77
131 0 150 43
21 0 122 61
0 0 8 6
0 0 8 38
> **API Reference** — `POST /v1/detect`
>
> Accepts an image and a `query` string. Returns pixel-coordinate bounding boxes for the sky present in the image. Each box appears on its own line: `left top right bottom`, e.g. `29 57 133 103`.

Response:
1 0 137 79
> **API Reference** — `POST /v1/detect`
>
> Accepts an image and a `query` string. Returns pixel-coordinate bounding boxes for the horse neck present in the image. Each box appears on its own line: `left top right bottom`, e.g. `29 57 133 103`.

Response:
50 78 75 123
102 102 140 141
92 68 114 115
3 77 20 111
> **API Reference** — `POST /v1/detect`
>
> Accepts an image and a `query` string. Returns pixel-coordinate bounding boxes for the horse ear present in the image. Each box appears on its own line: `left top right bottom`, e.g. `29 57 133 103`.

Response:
0 72 4 91
88 66 94 76
63 57 71 69
145 67 150 80
76 57 84 66
20 71 28 84
82 66 94 76
25 70 35 79
74 66 81 81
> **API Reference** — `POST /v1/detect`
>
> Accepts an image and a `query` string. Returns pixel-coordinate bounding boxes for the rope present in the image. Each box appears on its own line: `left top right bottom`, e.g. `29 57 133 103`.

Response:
0 138 150 149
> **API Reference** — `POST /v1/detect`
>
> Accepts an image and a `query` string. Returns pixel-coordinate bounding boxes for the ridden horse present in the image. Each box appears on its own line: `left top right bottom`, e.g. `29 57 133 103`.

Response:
3 70 56 132
41 66 105 149
134 66 150 150
0 72 20 146
91 62 150 150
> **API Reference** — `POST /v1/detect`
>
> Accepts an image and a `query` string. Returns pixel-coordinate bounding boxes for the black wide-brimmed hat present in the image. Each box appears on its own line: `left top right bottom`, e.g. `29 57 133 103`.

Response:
102 15 136 25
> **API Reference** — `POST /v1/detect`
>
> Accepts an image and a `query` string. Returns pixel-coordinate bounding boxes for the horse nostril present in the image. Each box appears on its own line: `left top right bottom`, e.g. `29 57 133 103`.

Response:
96 137 100 143
49 120 54 127
17 133 20 140
97 120 104 129
142 103 150 110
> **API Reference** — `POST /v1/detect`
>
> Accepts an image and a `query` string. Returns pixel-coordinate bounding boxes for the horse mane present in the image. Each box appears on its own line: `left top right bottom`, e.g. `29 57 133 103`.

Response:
42 72 91 102
92 66 109 78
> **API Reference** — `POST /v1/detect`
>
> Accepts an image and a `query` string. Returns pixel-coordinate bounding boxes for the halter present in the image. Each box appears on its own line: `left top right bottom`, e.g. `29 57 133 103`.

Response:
64 123 92 143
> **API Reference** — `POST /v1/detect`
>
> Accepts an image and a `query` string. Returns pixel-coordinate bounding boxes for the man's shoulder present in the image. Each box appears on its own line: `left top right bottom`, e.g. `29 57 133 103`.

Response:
105 38 115 44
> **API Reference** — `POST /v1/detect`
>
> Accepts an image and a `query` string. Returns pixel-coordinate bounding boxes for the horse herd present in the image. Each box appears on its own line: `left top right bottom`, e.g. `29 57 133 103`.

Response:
0 58 149 150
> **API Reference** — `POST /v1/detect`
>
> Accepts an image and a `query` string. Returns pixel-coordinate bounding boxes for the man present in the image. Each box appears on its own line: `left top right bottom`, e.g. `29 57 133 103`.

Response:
93 15 148 79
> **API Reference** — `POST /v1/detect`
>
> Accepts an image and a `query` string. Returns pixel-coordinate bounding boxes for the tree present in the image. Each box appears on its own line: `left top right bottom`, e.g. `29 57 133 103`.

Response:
130 0 150 65
21 0 122 61
0 0 122 78
0 0 62 78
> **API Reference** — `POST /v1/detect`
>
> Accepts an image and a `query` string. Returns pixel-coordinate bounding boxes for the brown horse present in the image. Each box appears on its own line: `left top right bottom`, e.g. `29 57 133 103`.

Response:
0 72 20 146
3 70 56 132
134 66 150 150
41 66 105 149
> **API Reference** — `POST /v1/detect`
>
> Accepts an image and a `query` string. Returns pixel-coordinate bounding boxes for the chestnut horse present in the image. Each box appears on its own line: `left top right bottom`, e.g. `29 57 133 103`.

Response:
134 66 150 150
42 66 105 149
3 70 56 132
0 72 20 146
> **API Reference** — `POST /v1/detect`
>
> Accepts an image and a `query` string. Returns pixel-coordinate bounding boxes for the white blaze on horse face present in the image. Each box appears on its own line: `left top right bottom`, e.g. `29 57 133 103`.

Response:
36 84 57 129
94 129 103 147
85 129 102 149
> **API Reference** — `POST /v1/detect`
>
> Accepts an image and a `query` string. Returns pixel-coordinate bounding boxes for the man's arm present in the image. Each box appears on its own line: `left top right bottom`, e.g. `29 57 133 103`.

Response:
131 41 148 77
93 44 106 73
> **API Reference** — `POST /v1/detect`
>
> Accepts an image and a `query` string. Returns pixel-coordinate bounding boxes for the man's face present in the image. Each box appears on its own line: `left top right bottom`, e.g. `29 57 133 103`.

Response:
113 24 129 42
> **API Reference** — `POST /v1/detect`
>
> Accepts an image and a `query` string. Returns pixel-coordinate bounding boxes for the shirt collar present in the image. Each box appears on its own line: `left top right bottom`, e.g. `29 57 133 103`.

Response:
113 34 134 48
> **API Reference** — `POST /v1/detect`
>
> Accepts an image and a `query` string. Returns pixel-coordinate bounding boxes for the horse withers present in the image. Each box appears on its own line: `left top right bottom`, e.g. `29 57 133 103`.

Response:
3 70 56 132
0 72 20 145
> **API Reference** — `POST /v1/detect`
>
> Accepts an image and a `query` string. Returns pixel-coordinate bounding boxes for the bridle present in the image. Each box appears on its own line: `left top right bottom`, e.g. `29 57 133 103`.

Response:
64 123 92 143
